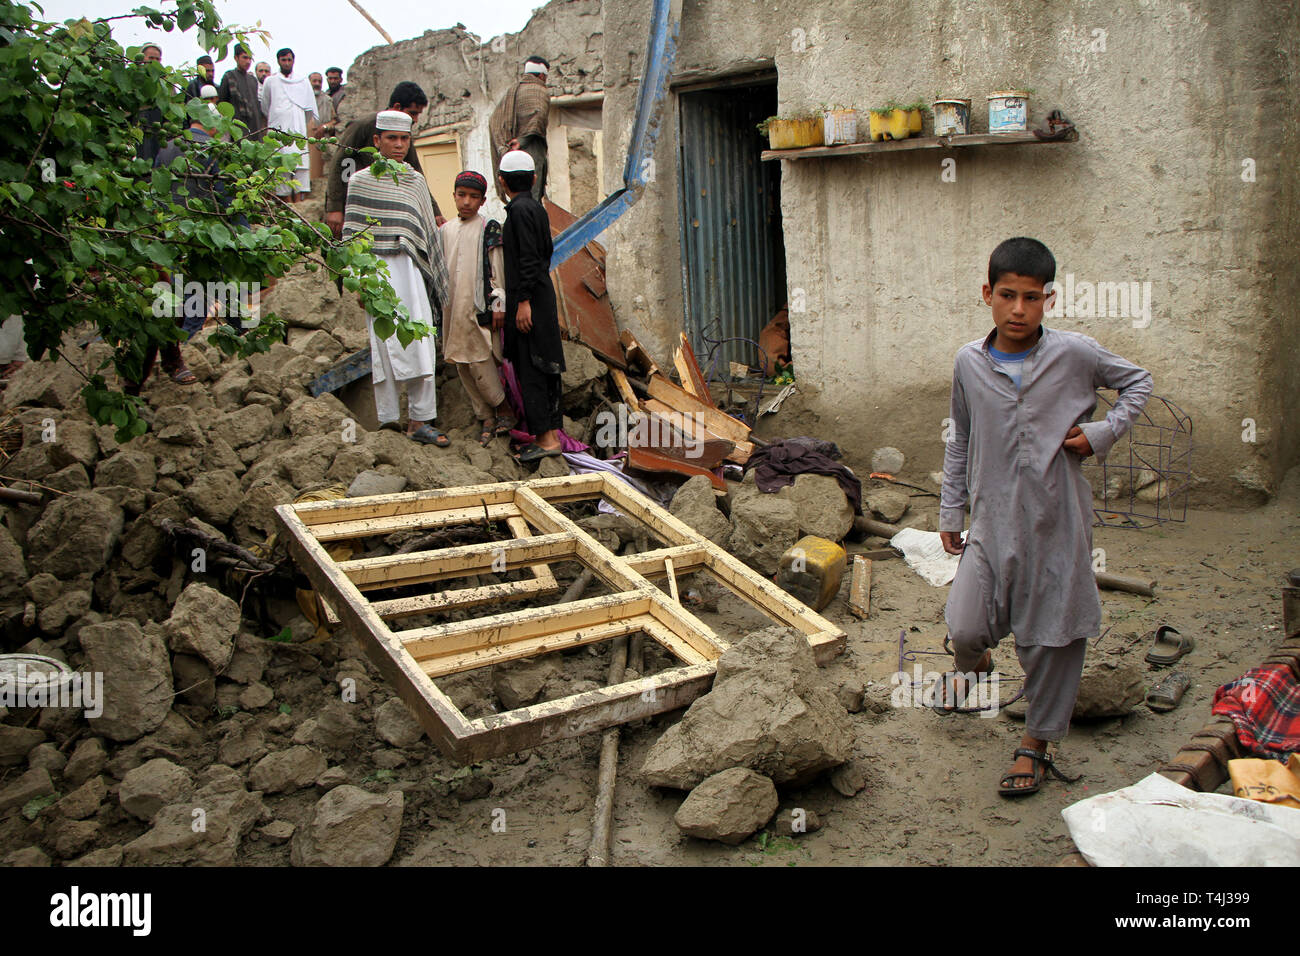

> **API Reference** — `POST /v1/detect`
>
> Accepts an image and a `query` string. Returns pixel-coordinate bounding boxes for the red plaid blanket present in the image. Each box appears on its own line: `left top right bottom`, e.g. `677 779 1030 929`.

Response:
1212 663 1300 759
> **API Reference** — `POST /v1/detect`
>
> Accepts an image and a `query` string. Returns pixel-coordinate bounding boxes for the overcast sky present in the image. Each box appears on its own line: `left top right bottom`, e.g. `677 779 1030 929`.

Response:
36 0 542 77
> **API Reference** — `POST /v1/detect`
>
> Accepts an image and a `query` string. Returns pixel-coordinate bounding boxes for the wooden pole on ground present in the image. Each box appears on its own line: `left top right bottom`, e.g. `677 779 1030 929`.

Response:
586 634 628 867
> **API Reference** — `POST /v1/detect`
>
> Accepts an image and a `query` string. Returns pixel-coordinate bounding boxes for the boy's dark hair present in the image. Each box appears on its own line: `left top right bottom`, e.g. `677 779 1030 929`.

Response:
326 67 343 76
988 237 1055 288
525 55 549 69
197 55 213 66
387 81 427 109
233 43 249 57
500 170 535 194
276 47 293 59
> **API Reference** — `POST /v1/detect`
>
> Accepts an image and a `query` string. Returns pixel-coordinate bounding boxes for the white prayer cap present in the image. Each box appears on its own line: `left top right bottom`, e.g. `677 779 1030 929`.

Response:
523 61 547 75
376 110 412 132
499 149 535 173
199 84 218 99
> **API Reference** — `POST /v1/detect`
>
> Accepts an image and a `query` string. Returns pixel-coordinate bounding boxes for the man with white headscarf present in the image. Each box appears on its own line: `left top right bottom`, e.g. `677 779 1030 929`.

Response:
259 47 317 201
343 111 453 446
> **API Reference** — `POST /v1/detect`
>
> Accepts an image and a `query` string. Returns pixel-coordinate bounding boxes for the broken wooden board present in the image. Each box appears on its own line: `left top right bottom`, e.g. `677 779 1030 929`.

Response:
627 445 726 492
545 199 625 369
619 329 660 378
847 555 871 619
673 332 712 405
275 472 844 763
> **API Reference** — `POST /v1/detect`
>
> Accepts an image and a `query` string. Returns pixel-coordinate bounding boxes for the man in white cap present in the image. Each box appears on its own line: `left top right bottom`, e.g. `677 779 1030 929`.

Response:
343 110 453 446
489 55 550 201
259 47 316 202
498 149 565 461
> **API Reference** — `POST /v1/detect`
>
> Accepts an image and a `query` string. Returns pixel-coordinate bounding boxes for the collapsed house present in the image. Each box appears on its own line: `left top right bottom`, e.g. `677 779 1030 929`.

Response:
341 0 1300 506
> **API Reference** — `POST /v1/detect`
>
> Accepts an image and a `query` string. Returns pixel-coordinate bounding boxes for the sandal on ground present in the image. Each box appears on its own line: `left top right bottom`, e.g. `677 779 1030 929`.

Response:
1144 624 1194 666
1145 671 1192 713
478 421 495 446
164 363 197 386
998 747 1081 798
408 424 450 447
493 414 518 436
930 650 993 714
512 442 563 463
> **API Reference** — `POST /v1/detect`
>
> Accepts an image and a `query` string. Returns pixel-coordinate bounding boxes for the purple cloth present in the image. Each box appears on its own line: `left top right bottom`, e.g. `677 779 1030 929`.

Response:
501 355 587 452
744 436 862 513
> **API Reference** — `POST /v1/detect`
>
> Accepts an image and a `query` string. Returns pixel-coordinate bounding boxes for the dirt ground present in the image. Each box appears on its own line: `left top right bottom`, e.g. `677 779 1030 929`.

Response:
384 468 1299 867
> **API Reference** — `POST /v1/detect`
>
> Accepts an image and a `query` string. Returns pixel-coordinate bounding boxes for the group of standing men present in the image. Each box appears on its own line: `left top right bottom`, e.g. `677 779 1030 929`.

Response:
337 55 564 460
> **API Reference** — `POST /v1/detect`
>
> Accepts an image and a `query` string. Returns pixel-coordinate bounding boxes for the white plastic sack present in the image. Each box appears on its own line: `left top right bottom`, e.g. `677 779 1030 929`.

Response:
1061 772 1300 866
889 528 964 587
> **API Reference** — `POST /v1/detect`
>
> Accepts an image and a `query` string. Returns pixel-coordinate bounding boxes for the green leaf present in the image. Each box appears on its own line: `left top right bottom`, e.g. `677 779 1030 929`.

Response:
278 702 292 715
267 626 293 643
10 182 33 202
22 793 60 821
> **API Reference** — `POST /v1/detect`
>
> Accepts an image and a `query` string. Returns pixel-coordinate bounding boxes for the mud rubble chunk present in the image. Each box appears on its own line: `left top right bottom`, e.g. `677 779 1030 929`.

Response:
80 619 171 742
290 785 404 867
782 473 854 541
641 626 853 789
669 475 730 546
674 767 778 845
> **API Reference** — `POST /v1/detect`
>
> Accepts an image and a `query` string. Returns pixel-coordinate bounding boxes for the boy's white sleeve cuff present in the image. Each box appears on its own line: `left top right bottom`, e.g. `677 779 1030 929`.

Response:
939 507 966 533
1079 420 1117 461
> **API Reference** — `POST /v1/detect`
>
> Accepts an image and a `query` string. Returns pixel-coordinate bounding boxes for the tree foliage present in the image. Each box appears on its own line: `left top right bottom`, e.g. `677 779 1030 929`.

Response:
0 0 430 440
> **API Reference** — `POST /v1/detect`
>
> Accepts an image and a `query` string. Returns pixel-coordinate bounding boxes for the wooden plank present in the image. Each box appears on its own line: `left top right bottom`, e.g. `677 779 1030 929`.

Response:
848 555 872 619
609 368 642 409
338 533 575 589
641 400 753 463
422 615 655 678
400 591 651 661
619 329 660 378
646 375 752 445
507 514 558 590
273 503 474 757
639 618 711 666
663 557 679 602
760 130 1065 162
371 576 559 621
624 544 709 577
309 502 521 542
514 487 651 593
626 446 726 492
456 662 717 762
676 332 713 405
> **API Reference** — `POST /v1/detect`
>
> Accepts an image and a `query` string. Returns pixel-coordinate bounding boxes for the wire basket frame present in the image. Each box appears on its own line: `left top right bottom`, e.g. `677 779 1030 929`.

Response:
1084 392 1192 529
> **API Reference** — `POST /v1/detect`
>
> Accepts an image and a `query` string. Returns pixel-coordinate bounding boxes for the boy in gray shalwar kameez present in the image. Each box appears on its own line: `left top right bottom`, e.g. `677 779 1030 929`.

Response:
938 237 1152 797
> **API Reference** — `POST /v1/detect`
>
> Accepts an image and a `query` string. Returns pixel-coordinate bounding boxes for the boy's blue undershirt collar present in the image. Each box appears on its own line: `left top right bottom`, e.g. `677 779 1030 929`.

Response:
982 325 1047 358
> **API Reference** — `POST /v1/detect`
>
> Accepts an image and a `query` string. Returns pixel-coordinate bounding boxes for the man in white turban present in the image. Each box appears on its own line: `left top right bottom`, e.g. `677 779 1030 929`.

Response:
343 111 453 446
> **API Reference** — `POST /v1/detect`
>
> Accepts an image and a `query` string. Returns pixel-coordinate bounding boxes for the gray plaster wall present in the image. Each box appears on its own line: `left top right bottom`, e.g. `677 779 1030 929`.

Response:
603 0 1298 505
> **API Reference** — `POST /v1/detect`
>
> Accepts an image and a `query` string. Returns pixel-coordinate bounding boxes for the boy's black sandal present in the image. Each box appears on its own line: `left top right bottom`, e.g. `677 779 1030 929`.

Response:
998 747 1081 798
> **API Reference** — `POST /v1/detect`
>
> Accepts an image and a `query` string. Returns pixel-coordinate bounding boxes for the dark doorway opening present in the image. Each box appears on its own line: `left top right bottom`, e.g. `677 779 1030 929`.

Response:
677 79 786 374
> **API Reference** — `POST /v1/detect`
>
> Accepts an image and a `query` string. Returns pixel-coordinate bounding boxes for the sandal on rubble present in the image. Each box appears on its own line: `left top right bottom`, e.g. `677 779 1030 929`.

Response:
998 747 1081 798
409 424 450 447
1144 625 1194 666
165 363 197 386
1145 671 1192 713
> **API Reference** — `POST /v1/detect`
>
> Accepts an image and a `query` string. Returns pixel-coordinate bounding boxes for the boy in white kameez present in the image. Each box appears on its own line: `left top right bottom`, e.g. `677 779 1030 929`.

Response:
438 171 517 445
342 110 452 445
938 237 1152 797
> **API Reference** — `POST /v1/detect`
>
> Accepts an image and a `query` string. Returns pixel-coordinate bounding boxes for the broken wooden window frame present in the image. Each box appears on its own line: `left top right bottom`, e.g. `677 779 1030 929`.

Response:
275 473 845 763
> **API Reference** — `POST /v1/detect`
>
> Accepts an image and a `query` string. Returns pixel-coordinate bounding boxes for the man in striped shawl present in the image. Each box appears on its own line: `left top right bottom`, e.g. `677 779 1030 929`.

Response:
489 56 551 201
342 110 453 446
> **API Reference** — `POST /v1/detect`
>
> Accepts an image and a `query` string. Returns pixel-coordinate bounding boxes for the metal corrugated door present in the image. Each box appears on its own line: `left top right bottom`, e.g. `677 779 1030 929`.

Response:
678 83 785 373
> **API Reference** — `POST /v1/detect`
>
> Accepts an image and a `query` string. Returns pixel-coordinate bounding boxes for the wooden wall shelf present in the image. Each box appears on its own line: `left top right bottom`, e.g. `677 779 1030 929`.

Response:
760 130 1075 162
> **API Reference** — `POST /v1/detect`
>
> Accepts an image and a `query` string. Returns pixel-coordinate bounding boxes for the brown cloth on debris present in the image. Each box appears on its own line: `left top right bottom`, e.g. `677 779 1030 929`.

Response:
743 437 862 513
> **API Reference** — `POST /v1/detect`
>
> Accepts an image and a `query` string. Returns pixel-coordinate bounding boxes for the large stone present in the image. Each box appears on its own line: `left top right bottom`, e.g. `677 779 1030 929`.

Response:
62 738 108 787
673 767 779 845
57 776 108 821
45 420 100 470
0 725 45 766
155 404 204 445
94 448 157 490
119 758 195 822
374 698 425 748
217 719 267 766
1073 656 1146 719
249 746 328 794
37 589 91 635
348 470 409 498
285 394 352 440
25 491 124 579
121 783 264 866
0 525 28 606
290 785 404 867
184 469 242 525
214 404 275 450
871 446 906 475
165 582 240 671
727 489 799 575
80 620 172 742
865 488 910 524
669 475 730 546
783 473 854 541
641 626 853 789
211 366 252 410
491 658 560 711
0 767 55 813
